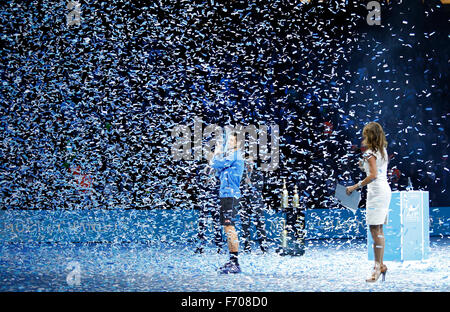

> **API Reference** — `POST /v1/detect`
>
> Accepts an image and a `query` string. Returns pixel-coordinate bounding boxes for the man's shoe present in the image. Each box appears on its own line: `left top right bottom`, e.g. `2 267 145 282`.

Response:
219 261 241 274
194 246 204 254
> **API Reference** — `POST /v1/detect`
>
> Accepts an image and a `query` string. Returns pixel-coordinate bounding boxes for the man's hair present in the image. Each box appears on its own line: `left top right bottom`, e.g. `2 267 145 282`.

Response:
228 132 242 149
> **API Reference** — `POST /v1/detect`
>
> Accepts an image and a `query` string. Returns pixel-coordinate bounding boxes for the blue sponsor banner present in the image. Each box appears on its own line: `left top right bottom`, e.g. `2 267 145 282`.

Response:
0 208 366 243
429 207 450 237
304 208 367 239
0 205 447 244
0 209 198 244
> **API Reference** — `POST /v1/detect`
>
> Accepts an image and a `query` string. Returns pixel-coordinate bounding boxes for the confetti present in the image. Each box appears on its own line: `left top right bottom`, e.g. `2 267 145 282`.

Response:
0 1 448 290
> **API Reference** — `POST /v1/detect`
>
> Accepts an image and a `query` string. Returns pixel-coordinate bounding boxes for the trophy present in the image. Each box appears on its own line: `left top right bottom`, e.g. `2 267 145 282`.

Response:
281 178 289 209
279 181 305 257
279 179 289 252
292 185 299 208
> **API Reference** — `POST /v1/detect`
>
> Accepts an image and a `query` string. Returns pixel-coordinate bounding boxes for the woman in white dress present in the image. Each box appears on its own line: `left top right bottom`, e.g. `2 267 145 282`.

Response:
346 122 391 282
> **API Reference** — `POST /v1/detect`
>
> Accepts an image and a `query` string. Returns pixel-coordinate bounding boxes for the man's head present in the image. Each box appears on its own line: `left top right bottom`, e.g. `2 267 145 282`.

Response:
226 133 241 151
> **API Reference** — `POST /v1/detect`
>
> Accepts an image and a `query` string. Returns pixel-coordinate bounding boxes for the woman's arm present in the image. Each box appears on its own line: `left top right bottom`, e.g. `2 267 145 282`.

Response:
346 155 377 195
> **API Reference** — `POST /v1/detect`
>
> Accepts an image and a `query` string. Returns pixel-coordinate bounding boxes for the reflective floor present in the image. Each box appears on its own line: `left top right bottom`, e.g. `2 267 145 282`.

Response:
0 237 449 292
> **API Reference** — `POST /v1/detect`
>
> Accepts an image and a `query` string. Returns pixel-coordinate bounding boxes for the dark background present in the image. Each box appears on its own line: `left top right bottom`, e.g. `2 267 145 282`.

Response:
0 0 449 210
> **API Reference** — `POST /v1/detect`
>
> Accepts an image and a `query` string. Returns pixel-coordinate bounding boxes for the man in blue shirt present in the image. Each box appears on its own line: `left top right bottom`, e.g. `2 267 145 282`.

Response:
210 133 245 274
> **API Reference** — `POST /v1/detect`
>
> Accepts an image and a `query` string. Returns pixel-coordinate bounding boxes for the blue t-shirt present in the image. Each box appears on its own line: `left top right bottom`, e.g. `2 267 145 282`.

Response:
211 149 245 198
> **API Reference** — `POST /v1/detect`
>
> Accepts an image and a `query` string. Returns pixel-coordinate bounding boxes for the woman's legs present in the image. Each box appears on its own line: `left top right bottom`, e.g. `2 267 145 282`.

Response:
369 224 385 266
379 225 385 266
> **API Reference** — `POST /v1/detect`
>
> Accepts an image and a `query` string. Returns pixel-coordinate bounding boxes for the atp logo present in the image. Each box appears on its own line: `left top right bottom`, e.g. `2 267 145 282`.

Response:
406 203 419 222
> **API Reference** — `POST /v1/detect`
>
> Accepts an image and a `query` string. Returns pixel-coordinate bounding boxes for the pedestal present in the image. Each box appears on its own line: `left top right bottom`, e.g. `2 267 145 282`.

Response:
278 207 305 256
368 191 429 261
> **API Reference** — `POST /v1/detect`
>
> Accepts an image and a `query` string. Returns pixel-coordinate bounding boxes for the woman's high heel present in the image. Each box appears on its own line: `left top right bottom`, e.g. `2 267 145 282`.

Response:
380 264 388 282
366 263 382 283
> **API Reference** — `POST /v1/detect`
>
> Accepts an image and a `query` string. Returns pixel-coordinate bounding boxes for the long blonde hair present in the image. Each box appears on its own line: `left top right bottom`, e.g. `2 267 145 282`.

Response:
362 122 388 159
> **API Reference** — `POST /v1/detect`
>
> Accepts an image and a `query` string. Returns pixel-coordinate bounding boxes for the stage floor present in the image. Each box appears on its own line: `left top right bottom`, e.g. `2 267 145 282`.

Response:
1 237 449 292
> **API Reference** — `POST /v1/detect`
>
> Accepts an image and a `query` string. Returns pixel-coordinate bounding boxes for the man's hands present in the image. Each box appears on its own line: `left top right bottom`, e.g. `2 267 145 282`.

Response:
207 145 223 161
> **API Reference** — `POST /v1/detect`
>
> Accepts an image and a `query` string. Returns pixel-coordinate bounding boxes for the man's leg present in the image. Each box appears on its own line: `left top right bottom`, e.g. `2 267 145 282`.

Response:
219 197 241 273
224 224 239 254
223 221 240 268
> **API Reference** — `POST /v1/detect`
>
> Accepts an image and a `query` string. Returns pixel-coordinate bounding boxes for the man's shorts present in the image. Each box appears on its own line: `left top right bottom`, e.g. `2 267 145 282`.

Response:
220 197 240 226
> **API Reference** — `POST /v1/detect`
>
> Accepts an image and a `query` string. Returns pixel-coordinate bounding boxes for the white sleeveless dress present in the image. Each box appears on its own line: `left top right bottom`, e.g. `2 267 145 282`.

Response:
362 148 392 225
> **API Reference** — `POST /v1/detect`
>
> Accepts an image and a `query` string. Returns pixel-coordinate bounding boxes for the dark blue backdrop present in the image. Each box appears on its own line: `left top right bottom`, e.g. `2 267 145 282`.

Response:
0 0 448 211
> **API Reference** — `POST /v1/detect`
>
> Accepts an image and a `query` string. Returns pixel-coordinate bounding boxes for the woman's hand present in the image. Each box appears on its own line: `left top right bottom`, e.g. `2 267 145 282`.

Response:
346 185 357 195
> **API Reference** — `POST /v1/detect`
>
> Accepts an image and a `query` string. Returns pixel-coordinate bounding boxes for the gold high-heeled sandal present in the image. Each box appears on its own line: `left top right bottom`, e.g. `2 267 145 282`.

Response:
366 263 382 283
380 264 388 282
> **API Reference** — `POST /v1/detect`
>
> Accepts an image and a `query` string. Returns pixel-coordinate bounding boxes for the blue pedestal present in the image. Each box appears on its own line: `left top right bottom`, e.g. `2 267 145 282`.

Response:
368 191 429 261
